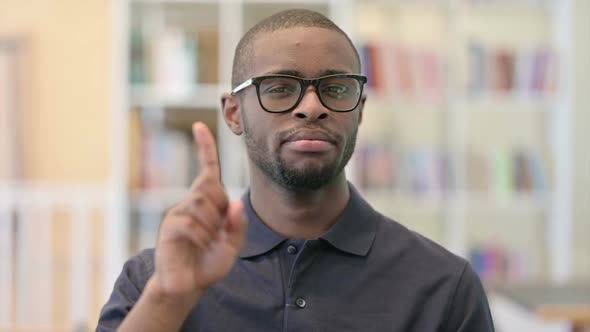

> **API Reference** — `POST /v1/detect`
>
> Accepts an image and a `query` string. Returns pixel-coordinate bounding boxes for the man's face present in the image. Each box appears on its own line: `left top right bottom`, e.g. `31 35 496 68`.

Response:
240 27 363 192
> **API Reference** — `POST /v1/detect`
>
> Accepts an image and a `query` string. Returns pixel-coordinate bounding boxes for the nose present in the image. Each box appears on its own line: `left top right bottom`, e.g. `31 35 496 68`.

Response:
292 86 329 121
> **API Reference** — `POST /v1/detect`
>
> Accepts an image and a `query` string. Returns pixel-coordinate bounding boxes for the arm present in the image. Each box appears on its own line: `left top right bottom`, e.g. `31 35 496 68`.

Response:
442 262 496 332
114 277 203 332
96 252 149 332
95 251 204 332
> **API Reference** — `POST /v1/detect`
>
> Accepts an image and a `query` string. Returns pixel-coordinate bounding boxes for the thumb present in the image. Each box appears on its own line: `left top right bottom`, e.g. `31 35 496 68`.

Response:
225 200 247 252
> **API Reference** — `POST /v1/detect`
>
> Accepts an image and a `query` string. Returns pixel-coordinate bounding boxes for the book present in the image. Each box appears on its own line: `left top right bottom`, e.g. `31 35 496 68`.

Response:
528 152 548 192
415 49 444 102
197 30 219 84
392 45 416 99
355 142 395 191
467 149 490 192
467 42 558 99
470 243 535 283
491 49 516 94
467 41 487 96
138 107 194 190
358 41 446 104
149 26 196 99
513 150 534 192
493 149 514 196
129 27 146 84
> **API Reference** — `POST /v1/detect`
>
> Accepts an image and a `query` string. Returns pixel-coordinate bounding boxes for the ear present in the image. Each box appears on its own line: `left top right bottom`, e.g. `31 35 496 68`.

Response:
357 93 367 125
221 92 243 135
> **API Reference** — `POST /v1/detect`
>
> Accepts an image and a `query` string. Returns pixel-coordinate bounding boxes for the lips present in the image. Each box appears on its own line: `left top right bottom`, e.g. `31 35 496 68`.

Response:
282 130 337 153
283 130 337 145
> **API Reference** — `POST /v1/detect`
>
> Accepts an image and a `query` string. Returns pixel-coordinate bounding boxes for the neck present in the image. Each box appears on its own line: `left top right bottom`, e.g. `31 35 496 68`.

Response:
248 167 350 240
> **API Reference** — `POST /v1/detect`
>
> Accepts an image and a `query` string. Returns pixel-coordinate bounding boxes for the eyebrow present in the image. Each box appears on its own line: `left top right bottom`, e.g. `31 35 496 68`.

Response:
263 69 351 78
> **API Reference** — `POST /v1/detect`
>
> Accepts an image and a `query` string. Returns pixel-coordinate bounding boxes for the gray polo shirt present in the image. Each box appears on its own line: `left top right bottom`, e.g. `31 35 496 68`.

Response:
97 185 494 331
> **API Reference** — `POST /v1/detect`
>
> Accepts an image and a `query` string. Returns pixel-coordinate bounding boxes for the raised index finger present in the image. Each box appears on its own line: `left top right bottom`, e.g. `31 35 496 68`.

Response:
192 122 221 181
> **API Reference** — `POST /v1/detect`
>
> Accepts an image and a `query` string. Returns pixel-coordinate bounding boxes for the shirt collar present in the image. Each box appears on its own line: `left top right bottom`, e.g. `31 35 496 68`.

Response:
239 190 286 258
238 183 378 258
319 184 378 256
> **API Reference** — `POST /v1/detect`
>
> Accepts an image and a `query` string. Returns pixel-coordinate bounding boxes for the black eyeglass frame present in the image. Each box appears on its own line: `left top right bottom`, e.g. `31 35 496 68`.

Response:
231 73 367 113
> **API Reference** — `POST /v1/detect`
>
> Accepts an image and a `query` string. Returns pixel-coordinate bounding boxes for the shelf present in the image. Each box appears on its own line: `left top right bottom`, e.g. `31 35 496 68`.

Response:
243 0 330 4
455 94 556 111
129 0 221 3
365 92 448 110
461 191 551 212
129 83 224 109
355 0 449 9
242 1 329 32
130 186 246 211
361 189 550 211
362 190 447 210
131 187 189 211
129 189 550 214
355 0 552 12
458 0 553 13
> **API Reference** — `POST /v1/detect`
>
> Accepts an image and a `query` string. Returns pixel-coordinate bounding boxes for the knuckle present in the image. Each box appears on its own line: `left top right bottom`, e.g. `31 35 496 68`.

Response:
217 193 229 210
191 182 228 210
200 175 217 186
167 209 183 220
191 175 216 191
165 202 182 216
204 159 219 169
192 176 205 187
167 197 193 215
190 193 208 207
207 183 229 207
178 216 196 231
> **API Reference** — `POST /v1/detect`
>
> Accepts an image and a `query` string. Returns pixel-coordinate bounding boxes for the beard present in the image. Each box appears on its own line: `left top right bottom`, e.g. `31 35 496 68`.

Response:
242 113 358 192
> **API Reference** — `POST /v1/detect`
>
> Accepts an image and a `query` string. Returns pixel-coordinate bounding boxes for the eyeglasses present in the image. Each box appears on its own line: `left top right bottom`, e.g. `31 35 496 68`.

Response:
231 73 367 113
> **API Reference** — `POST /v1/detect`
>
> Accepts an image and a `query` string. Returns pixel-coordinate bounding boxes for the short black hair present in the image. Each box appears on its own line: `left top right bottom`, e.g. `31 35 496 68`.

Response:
231 9 361 88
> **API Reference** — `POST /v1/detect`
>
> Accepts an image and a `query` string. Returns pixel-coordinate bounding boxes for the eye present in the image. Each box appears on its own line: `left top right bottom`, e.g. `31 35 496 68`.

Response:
323 84 349 99
260 77 299 96
266 85 296 94
326 85 347 93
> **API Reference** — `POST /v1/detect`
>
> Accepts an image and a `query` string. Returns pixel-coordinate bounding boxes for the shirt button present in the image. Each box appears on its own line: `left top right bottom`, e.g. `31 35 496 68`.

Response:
287 245 298 254
295 297 306 308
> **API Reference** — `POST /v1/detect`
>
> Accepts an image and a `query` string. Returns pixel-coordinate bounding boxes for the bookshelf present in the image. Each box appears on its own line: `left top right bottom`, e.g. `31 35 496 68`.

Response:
354 0 573 285
112 0 574 285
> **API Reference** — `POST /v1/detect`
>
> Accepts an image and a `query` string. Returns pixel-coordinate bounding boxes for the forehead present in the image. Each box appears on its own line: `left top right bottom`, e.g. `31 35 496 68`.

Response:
248 27 359 77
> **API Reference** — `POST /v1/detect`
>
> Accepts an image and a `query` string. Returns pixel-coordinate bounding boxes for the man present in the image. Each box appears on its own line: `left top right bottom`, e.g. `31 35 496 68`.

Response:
97 9 495 332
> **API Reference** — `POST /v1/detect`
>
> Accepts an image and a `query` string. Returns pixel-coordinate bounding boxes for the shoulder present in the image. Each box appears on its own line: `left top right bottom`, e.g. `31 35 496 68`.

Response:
371 212 469 277
135 248 156 275
364 211 494 329
347 185 468 274
97 248 156 331
115 248 156 290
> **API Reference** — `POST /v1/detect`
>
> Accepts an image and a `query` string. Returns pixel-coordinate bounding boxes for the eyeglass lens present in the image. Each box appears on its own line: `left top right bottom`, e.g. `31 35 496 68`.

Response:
258 76 361 112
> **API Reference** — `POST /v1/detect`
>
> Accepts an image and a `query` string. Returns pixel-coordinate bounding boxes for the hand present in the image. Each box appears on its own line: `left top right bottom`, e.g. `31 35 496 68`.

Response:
150 122 247 303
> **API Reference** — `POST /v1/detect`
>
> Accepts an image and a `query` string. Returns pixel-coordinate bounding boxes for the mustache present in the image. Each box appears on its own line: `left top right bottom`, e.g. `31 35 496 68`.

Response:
276 125 341 144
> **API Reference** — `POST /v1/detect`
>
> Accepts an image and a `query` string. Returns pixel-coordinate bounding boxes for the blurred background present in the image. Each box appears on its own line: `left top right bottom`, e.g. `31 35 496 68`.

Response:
0 0 588 331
